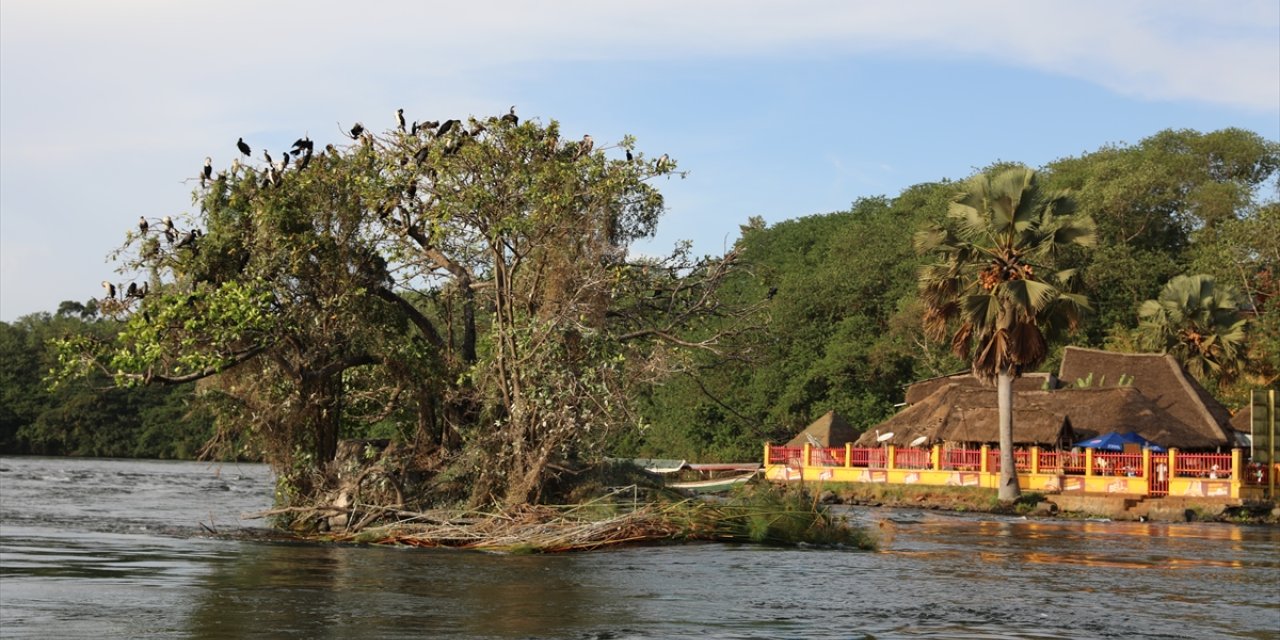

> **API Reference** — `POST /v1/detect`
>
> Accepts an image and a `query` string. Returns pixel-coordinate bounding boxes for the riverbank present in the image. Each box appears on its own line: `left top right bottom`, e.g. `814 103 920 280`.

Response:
813 481 1280 524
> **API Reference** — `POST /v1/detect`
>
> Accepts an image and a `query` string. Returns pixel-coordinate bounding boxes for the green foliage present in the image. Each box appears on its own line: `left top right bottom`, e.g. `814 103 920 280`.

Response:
630 186 958 461
1137 274 1250 385
0 307 217 458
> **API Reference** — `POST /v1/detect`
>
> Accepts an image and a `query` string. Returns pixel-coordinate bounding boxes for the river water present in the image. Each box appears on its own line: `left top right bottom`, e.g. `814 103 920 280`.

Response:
0 456 1276 639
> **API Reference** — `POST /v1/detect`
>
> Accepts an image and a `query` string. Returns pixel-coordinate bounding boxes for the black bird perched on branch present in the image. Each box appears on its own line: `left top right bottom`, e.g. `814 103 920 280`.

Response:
202 157 213 182
297 150 312 171
281 151 290 170
126 282 138 299
501 105 518 126
262 149 273 165
175 229 196 249
237 137 251 157
162 216 177 243
625 149 633 162
138 216 149 234
414 145 431 165
101 281 116 299
348 122 365 139
291 136 313 154
396 108 406 132
437 119 459 136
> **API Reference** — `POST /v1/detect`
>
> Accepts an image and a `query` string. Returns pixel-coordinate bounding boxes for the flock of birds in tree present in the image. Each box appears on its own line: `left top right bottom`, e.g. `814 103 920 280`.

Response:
106 106 672 305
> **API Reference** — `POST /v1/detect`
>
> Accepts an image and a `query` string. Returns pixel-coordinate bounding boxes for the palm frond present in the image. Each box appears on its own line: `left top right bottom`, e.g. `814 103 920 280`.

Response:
1001 278 1058 314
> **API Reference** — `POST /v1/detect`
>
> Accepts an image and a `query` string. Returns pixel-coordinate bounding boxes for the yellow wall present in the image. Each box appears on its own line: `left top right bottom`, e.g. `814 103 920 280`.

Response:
763 443 1257 500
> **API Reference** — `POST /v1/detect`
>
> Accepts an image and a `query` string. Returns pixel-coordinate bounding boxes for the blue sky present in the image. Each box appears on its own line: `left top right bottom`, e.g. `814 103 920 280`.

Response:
2 0 1277 321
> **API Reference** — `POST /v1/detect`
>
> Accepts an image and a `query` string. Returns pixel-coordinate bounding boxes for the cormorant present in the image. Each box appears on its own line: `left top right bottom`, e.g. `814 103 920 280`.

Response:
437 119 458 136
349 122 365 139
396 108 406 132
291 136 313 154
126 282 138 298
175 230 196 249
138 216 149 234
162 216 177 243
626 149 633 162
297 150 312 171
657 154 671 170
263 149 272 165
501 106 518 126
413 145 430 164
202 157 213 181
101 281 116 299
237 137 251 157
281 151 290 169
577 134 594 158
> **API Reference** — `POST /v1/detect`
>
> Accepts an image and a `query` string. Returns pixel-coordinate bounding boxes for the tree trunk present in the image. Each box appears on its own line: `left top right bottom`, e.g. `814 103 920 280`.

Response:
996 368 1021 503
301 372 342 464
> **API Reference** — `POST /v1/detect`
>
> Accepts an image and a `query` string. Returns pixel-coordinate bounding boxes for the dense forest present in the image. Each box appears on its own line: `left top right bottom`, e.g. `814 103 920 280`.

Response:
2 127 1276 472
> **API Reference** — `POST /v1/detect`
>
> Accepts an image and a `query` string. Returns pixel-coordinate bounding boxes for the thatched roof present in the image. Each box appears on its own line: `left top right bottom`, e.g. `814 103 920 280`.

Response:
904 371 1052 405
785 410 859 448
856 385 1075 448
1038 387 1218 449
1231 406 1259 434
1058 347 1231 448
860 384 1219 450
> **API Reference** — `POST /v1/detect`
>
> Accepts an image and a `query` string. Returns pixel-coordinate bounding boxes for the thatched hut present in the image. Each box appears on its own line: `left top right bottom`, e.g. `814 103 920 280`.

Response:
862 348 1233 451
785 411 859 448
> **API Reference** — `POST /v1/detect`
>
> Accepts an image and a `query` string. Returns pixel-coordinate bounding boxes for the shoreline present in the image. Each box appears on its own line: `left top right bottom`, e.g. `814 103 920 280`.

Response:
810 481 1280 525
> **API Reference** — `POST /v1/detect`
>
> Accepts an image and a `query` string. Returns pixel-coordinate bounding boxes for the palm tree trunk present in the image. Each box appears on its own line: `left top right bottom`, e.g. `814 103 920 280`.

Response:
997 368 1021 503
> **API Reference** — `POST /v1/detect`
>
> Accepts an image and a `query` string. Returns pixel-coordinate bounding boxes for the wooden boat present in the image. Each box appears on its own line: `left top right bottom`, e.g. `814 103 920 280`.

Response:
668 471 757 493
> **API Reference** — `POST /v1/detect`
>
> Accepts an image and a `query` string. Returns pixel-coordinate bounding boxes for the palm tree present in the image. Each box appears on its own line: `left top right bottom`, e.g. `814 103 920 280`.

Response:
915 167 1096 502
1137 274 1249 385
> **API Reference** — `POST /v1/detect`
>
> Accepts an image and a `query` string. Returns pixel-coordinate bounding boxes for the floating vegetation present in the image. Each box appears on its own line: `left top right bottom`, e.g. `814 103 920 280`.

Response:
246 482 874 553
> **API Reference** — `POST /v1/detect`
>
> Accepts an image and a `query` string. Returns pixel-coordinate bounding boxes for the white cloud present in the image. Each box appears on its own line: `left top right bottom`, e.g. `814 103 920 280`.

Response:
4 1 1276 112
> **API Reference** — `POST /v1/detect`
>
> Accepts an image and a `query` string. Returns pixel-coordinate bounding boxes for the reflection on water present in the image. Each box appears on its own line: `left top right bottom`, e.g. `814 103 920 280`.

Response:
2 456 1278 639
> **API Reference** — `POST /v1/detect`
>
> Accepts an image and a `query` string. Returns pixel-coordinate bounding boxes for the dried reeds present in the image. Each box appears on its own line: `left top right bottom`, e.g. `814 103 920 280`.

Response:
245 483 874 553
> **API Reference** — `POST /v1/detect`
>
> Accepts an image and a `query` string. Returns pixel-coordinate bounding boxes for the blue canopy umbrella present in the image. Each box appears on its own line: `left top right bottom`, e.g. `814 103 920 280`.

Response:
1073 431 1166 452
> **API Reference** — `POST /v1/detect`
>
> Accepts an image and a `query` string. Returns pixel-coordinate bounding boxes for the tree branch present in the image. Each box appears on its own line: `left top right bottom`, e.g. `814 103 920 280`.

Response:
138 345 268 385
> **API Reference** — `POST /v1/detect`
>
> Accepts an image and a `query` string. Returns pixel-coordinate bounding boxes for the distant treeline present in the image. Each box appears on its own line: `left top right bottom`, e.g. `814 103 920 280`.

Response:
0 303 221 459
3 128 1276 462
